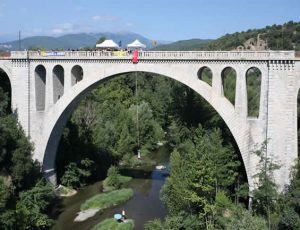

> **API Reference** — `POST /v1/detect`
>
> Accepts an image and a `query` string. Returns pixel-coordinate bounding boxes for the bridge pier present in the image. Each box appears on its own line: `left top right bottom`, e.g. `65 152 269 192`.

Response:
44 168 57 186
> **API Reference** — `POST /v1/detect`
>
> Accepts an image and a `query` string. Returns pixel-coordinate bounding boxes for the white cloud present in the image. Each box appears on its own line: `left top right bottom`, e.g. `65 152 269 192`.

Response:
92 15 118 21
49 22 99 35
50 23 75 35
125 22 134 27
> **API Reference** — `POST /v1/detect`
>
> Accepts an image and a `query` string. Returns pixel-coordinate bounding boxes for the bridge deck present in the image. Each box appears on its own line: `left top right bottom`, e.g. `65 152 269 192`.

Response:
0 50 297 60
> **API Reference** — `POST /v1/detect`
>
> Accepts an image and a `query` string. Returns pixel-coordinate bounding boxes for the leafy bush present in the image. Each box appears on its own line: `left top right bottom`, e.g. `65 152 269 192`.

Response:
81 188 133 210
105 166 122 189
92 218 134 230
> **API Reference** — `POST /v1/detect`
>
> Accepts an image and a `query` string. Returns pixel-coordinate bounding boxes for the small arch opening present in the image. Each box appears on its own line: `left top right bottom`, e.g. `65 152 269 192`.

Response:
246 67 261 117
53 65 64 103
35 65 46 111
222 67 237 105
197 66 212 86
71 65 83 86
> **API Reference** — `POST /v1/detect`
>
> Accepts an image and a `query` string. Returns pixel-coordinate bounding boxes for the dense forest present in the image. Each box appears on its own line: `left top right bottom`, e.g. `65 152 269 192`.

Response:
55 69 300 229
154 21 300 51
1 20 300 229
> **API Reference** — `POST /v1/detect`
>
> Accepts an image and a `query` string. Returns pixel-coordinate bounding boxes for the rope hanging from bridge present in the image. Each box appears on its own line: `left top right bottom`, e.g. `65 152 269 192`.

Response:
135 71 141 159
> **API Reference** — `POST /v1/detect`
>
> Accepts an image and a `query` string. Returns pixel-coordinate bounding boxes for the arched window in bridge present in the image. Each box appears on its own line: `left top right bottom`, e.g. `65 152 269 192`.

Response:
221 67 236 105
197 66 212 86
71 65 83 86
53 65 64 103
0 68 12 114
246 67 261 117
35 65 46 111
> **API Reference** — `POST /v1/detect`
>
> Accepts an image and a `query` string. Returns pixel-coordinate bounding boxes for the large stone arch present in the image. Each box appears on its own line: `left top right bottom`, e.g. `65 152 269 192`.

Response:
0 61 12 83
36 63 251 188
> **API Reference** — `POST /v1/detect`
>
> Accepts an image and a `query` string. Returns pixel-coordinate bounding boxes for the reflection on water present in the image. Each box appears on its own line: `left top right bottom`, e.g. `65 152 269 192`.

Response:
52 146 169 230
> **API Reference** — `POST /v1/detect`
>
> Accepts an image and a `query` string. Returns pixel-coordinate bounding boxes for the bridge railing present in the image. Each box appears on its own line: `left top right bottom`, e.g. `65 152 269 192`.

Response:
138 51 295 60
4 50 296 60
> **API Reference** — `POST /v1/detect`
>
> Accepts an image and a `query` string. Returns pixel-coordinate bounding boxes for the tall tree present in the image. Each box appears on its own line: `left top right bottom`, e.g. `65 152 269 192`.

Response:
252 141 280 229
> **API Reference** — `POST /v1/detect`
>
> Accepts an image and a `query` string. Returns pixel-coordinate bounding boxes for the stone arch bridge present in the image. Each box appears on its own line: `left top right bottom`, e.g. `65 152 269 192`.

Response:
0 50 299 192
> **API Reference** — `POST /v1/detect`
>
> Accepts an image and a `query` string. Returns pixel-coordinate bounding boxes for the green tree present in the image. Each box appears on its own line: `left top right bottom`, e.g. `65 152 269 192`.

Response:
96 36 106 45
278 206 300 230
161 150 190 214
0 87 9 116
144 219 164 230
78 158 95 185
161 125 240 228
0 176 16 229
16 180 54 229
0 115 41 191
145 213 201 230
0 86 54 229
60 162 81 188
224 209 268 230
252 141 280 229
0 176 9 210
212 191 268 230
105 166 122 190
276 159 300 229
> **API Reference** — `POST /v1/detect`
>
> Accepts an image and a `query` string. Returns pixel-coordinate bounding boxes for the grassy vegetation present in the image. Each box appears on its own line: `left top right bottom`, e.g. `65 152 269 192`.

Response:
81 188 134 211
92 218 134 230
103 175 132 192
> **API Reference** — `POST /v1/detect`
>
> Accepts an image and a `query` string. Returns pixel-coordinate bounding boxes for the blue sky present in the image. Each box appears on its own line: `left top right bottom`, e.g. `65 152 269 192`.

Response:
0 0 300 42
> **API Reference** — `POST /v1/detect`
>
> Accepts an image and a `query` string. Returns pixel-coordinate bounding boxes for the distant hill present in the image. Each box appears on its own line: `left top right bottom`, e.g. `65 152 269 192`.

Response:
153 21 300 51
201 21 300 51
1 21 299 52
0 31 163 51
151 39 213 51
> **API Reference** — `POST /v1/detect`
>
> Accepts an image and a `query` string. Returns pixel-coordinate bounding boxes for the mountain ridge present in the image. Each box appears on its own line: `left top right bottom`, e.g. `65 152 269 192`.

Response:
153 21 300 51
1 21 299 51
0 31 169 51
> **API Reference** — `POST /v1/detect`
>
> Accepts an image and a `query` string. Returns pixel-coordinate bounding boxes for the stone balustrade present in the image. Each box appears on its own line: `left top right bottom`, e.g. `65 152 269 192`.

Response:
0 50 296 60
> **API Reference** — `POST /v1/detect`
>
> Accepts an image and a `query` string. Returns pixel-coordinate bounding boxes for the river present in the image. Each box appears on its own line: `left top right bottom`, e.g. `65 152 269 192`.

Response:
52 146 169 230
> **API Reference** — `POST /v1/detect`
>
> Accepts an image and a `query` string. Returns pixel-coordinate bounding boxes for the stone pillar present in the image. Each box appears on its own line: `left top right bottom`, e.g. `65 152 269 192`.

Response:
212 66 222 96
248 196 253 211
267 61 298 190
11 60 30 135
45 65 54 110
235 67 247 117
64 65 72 91
44 168 57 186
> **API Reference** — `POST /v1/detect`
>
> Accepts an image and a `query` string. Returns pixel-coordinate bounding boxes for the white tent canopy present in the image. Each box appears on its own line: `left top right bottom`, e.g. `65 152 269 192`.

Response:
127 39 146 49
96 39 119 49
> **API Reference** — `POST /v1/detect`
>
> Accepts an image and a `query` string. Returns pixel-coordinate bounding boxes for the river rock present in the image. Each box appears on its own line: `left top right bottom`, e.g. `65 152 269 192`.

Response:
74 208 100 222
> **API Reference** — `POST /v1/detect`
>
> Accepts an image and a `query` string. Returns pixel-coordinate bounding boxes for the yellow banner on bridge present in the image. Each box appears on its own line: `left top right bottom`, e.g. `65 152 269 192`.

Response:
113 50 128 57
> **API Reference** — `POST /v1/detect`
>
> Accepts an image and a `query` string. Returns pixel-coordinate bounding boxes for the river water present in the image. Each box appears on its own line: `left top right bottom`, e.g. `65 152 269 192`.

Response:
52 146 169 230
